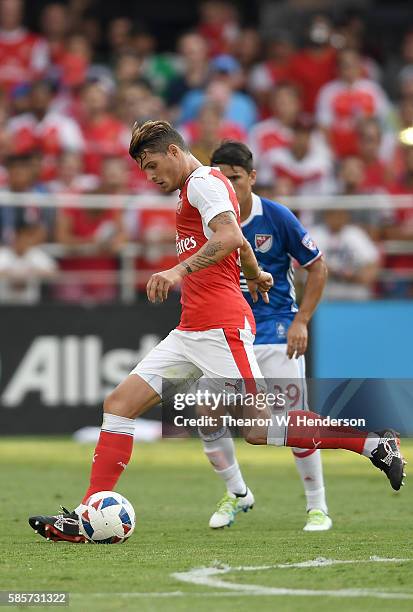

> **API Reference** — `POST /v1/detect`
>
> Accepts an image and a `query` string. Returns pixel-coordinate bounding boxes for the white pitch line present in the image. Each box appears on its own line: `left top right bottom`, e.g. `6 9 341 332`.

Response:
172 557 413 600
233 556 413 571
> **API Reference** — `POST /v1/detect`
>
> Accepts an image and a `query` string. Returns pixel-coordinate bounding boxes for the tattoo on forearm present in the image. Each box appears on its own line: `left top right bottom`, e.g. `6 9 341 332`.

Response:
186 240 225 271
204 241 224 257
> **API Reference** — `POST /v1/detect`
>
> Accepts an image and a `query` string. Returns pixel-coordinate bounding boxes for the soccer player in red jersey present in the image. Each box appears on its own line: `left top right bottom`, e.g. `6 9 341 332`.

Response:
29 121 405 542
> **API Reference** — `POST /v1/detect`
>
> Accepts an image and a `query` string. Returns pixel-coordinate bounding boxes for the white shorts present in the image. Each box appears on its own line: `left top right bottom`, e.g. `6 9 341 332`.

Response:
130 321 263 398
253 344 308 411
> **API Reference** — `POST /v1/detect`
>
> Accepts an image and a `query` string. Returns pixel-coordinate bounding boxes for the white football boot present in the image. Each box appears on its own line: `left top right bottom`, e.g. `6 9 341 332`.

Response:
303 509 333 532
209 488 255 528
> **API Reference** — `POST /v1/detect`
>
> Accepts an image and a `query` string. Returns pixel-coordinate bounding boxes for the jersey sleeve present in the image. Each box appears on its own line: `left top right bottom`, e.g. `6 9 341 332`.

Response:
274 205 322 267
187 173 235 226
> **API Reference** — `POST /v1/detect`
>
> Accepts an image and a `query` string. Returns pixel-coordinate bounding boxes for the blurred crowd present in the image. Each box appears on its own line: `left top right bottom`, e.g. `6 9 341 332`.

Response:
0 0 413 303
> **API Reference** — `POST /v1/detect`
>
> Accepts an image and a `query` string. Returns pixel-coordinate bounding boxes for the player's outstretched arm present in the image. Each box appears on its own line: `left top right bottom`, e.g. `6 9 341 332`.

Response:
287 257 328 359
146 211 243 303
240 237 273 303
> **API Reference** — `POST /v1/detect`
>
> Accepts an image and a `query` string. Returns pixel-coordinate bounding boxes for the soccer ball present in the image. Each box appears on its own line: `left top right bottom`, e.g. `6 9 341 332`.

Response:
78 491 135 544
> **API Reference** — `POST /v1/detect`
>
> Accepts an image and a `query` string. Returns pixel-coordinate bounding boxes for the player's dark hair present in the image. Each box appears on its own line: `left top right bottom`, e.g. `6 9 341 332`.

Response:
211 141 254 173
129 120 189 162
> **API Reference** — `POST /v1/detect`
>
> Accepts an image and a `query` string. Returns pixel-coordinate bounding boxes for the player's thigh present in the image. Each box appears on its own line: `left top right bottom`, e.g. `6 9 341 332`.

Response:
104 331 203 420
186 327 267 435
254 344 307 410
181 327 263 382
130 329 202 398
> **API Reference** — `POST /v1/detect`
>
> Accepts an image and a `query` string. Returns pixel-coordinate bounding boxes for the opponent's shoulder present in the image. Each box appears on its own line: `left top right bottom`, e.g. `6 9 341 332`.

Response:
259 196 297 224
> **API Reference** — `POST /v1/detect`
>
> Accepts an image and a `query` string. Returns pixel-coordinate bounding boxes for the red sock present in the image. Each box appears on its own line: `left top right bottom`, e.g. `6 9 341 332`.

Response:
82 431 134 503
286 410 367 455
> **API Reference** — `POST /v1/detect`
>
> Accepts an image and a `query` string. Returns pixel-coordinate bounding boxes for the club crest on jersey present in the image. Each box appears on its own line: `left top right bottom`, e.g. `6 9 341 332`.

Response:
255 233 272 253
301 233 318 252
276 322 287 338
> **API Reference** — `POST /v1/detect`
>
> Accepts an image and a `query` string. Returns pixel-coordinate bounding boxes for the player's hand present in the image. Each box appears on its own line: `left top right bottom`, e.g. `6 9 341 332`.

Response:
246 270 273 304
146 267 184 303
286 318 308 359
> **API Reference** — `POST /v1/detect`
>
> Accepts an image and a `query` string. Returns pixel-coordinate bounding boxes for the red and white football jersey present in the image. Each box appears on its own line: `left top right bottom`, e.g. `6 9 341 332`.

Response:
248 118 293 159
80 115 129 176
316 78 390 157
7 112 84 180
176 165 254 332
7 112 84 153
259 146 333 196
0 28 49 91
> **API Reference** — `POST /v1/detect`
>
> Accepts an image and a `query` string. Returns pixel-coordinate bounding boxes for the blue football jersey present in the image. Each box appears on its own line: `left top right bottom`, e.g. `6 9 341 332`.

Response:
241 194 321 345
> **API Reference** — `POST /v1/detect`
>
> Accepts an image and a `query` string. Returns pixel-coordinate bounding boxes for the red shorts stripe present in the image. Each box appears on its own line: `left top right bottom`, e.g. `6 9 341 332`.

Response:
292 448 318 458
223 328 257 394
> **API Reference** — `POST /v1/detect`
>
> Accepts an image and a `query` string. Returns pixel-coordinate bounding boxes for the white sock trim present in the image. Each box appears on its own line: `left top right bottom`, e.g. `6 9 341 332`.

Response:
305 486 328 514
102 413 135 436
362 433 380 457
216 462 247 495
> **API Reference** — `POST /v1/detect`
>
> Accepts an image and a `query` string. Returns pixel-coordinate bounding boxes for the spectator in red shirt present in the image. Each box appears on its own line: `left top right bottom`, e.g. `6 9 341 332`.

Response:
115 81 165 194
259 114 333 197
197 0 240 57
0 0 49 93
79 81 129 176
389 145 413 196
55 156 128 303
7 80 84 180
48 151 98 195
335 155 392 240
357 118 393 190
316 48 391 158
248 82 301 160
182 100 246 165
247 32 295 114
381 146 413 295
336 155 366 196
40 3 70 71
289 15 337 113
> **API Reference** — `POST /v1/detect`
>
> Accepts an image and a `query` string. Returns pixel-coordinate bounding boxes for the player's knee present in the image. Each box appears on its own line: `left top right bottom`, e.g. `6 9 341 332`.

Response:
103 390 130 418
244 430 266 445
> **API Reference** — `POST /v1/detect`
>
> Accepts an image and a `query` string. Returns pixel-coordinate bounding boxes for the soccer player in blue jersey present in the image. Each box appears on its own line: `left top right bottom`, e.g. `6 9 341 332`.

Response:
200 141 331 531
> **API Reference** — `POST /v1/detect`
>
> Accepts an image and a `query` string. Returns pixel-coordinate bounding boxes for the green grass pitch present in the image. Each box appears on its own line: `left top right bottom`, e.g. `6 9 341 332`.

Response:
1 437 412 612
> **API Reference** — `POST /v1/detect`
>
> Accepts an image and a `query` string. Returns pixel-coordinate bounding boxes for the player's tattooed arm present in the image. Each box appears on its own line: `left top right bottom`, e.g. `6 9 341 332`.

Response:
177 211 243 274
146 211 243 303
